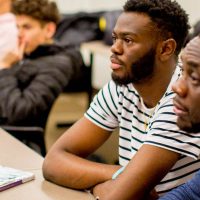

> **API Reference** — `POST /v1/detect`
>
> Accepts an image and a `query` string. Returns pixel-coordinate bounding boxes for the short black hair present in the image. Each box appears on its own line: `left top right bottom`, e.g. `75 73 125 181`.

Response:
123 0 190 56
12 0 60 25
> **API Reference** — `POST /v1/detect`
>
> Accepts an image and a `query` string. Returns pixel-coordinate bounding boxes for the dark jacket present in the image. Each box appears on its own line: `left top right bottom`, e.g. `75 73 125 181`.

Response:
0 42 84 128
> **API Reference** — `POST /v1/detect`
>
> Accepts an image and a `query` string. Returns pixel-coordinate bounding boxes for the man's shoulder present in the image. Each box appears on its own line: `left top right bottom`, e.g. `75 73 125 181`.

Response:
27 43 69 59
99 81 139 103
103 80 136 92
174 64 183 78
163 64 183 97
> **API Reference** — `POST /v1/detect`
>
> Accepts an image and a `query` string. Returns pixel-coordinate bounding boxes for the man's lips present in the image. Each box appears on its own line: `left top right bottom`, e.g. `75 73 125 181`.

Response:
110 57 123 70
173 99 188 117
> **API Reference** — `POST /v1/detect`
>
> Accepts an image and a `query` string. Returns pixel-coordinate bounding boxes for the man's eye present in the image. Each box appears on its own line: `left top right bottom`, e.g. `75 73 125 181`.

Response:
24 25 32 29
124 38 132 43
189 73 200 85
112 36 116 42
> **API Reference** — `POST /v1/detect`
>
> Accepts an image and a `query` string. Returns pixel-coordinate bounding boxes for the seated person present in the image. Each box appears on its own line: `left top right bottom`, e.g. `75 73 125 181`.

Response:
159 35 200 200
0 0 18 65
0 0 84 128
42 0 200 199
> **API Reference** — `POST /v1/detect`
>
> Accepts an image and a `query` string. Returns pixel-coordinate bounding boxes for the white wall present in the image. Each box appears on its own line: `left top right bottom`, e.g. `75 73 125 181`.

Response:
54 0 200 25
54 0 124 13
176 0 200 25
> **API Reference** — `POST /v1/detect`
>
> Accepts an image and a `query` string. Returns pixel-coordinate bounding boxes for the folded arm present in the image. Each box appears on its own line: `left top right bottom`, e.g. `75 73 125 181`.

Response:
0 54 73 125
93 144 180 200
43 117 121 189
43 117 180 198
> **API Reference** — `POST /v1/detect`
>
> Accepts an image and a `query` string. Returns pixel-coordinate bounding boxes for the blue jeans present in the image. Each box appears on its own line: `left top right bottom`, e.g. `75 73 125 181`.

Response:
159 170 200 200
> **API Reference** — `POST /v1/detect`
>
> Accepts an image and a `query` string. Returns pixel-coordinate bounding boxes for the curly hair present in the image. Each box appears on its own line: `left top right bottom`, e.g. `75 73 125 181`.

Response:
11 0 60 25
123 0 190 56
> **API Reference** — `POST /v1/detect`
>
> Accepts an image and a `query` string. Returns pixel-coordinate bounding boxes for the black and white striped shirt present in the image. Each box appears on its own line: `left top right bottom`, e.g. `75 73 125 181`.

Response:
85 65 200 195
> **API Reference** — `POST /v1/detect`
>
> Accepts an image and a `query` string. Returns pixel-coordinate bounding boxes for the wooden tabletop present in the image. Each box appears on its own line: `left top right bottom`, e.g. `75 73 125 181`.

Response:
0 128 94 200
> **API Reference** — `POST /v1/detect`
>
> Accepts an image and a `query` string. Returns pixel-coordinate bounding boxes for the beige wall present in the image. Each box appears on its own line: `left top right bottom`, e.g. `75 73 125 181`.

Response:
53 0 124 13
54 0 200 25
176 0 200 25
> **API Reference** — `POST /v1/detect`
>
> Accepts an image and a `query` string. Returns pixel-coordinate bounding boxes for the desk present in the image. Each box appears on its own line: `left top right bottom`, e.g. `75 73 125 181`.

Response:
81 41 112 89
0 128 94 200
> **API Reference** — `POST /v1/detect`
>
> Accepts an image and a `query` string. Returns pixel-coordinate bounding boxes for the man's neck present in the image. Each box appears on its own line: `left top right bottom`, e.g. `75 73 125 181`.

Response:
133 61 177 108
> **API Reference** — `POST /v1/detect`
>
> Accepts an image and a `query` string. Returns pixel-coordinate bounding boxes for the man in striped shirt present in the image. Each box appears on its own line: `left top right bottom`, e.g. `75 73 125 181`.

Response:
43 0 200 199
159 36 200 200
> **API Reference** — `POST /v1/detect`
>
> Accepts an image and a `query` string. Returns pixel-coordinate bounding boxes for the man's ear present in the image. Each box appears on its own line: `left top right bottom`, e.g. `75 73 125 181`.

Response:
158 39 177 61
45 22 56 39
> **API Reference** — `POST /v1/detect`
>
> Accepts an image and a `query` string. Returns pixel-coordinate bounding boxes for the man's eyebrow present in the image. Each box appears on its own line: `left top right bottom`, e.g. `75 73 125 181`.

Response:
187 60 199 68
112 31 137 37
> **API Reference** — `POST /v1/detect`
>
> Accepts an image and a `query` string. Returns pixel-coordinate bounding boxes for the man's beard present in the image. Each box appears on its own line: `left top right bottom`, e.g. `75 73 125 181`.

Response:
112 47 156 85
179 123 200 133
177 118 200 133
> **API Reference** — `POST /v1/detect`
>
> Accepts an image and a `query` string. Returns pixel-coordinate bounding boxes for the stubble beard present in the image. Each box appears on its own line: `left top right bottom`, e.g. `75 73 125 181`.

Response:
112 47 156 85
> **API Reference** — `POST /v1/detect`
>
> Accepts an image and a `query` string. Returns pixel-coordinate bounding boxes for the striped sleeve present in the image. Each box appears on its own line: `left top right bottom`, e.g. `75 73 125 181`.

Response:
85 81 119 131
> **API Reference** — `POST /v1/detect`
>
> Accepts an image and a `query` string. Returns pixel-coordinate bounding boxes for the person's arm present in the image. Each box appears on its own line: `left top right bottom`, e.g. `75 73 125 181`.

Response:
0 52 73 125
43 116 121 189
0 37 25 68
92 144 180 200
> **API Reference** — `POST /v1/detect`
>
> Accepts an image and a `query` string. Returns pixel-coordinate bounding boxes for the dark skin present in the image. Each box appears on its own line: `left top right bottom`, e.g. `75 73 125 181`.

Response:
158 36 200 200
110 12 176 108
173 36 200 133
43 12 180 200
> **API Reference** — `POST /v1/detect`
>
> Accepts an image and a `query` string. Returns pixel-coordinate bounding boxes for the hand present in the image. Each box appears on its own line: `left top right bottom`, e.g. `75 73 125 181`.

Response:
146 189 159 200
93 179 115 200
0 39 26 69
93 180 158 200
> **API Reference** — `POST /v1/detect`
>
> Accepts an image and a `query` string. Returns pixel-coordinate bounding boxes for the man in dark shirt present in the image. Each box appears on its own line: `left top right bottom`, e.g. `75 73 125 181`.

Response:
0 0 83 128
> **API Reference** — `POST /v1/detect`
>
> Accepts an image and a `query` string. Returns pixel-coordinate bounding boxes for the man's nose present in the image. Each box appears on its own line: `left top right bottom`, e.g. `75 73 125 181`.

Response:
17 27 24 37
172 77 188 97
111 40 123 55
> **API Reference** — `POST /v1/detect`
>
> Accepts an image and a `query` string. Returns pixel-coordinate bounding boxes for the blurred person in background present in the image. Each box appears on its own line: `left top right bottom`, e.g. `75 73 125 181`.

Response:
0 0 84 129
0 0 18 66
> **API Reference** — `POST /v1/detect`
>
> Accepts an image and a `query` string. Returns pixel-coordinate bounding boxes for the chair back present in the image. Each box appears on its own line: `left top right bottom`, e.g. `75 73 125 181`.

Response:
1 125 46 156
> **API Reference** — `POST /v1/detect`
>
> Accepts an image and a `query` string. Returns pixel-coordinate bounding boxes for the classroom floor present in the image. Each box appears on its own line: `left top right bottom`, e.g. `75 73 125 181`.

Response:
45 92 118 164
